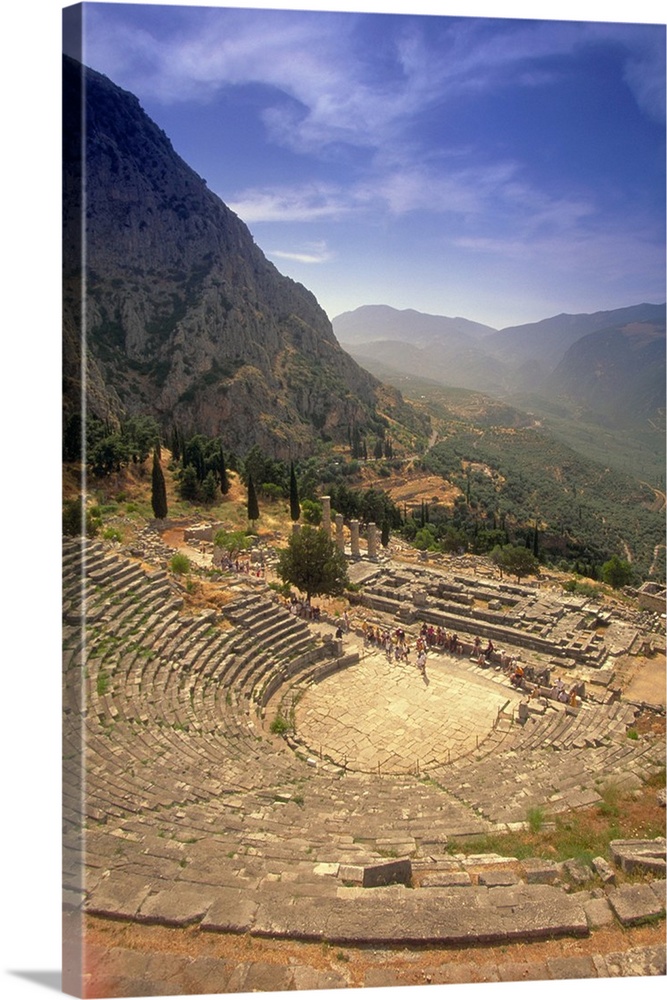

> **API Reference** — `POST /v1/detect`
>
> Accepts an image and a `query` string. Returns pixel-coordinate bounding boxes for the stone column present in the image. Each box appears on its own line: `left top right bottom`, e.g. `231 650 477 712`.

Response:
367 522 378 561
321 496 331 537
350 519 361 559
335 514 345 554
292 522 301 537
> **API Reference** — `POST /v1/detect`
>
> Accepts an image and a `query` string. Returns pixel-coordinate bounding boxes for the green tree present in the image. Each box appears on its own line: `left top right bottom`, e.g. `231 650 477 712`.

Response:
178 464 200 502
123 415 160 463
414 525 438 551
170 424 182 462
289 462 300 522
88 432 130 476
151 448 168 520
201 470 218 505
277 526 349 603
218 443 230 494
247 474 260 524
301 499 322 525
491 544 539 583
214 529 251 563
182 434 207 480
62 412 82 462
601 555 633 588
63 497 101 538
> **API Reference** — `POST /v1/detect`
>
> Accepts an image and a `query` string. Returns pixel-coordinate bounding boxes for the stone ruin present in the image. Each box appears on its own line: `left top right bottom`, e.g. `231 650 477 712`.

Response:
62 535 666 995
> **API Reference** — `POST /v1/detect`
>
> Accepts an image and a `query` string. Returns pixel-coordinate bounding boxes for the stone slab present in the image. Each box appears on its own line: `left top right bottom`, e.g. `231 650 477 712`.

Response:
313 862 339 877
609 838 667 875
650 878 666 908
591 855 616 884
338 863 364 884
421 871 472 887
200 888 259 933
84 873 152 920
583 896 615 929
362 858 412 887
478 870 521 887
177 956 233 995
521 859 561 884
137 886 216 926
497 960 550 981
563 858 592 885
608 882 666 926
546 955 598 979
292 966 349 991
600 943 666 977
426 962 501 984
226 960 296 993
250 883 590 946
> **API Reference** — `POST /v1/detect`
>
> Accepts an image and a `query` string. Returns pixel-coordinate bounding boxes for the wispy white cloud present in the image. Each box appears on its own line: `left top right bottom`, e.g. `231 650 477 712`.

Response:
85 8 665 159
268 241 335 265
454 214 665 285
228 183 352 223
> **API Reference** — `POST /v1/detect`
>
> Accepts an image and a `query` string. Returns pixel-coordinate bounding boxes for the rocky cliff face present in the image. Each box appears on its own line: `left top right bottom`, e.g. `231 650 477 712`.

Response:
63 56 425 458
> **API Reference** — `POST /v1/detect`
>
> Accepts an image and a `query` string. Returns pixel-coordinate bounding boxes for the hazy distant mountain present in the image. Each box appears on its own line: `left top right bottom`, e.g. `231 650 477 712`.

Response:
62 57 427 458
346 338 510 396
333 305 497 345
335 302 666 428
333 305 506 393
539 315 666 429
484 303 666 374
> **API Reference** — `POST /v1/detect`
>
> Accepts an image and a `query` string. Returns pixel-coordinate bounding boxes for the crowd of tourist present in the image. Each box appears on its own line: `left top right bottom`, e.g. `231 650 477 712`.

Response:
358 618 538 688
281 600 580 706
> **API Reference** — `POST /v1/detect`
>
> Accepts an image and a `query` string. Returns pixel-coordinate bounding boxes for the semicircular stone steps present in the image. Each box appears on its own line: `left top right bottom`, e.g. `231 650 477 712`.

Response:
62 538 665 955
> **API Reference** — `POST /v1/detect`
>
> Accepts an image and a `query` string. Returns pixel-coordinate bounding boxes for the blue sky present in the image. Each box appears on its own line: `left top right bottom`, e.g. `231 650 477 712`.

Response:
67 1 665 328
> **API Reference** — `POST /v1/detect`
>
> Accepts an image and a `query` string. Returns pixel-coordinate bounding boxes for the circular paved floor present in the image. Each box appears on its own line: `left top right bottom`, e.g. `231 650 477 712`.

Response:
295 648 522 773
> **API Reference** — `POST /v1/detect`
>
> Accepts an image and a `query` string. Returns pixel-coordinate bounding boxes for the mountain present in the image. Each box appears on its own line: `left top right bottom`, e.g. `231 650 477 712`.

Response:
335 302 665 429
539 316 666 429
347 339 510 396
483 303 667 386
333 305 497 345
333 305 506 393
62 57 427 458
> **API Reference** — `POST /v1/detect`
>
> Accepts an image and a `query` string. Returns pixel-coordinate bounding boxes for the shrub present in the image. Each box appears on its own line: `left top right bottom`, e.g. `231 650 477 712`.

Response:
270 714 290 735
170 553 190 575
527 806 545 833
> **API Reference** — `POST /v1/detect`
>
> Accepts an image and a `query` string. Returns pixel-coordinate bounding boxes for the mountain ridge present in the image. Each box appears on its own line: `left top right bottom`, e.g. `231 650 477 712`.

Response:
334 302 665 427
62 56 427 458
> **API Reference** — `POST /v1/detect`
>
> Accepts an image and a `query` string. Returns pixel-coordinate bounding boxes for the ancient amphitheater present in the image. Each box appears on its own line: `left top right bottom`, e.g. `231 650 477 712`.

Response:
62 529 666 997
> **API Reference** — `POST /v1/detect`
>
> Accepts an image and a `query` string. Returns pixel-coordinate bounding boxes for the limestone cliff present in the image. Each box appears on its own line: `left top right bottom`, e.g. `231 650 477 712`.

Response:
63 56 427 457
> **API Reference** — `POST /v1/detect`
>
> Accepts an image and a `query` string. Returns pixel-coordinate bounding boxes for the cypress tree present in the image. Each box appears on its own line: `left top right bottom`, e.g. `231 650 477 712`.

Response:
219 443 229 494
289 462 300 522
151 448 168 520
170 425 181 462
247 474 260 524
